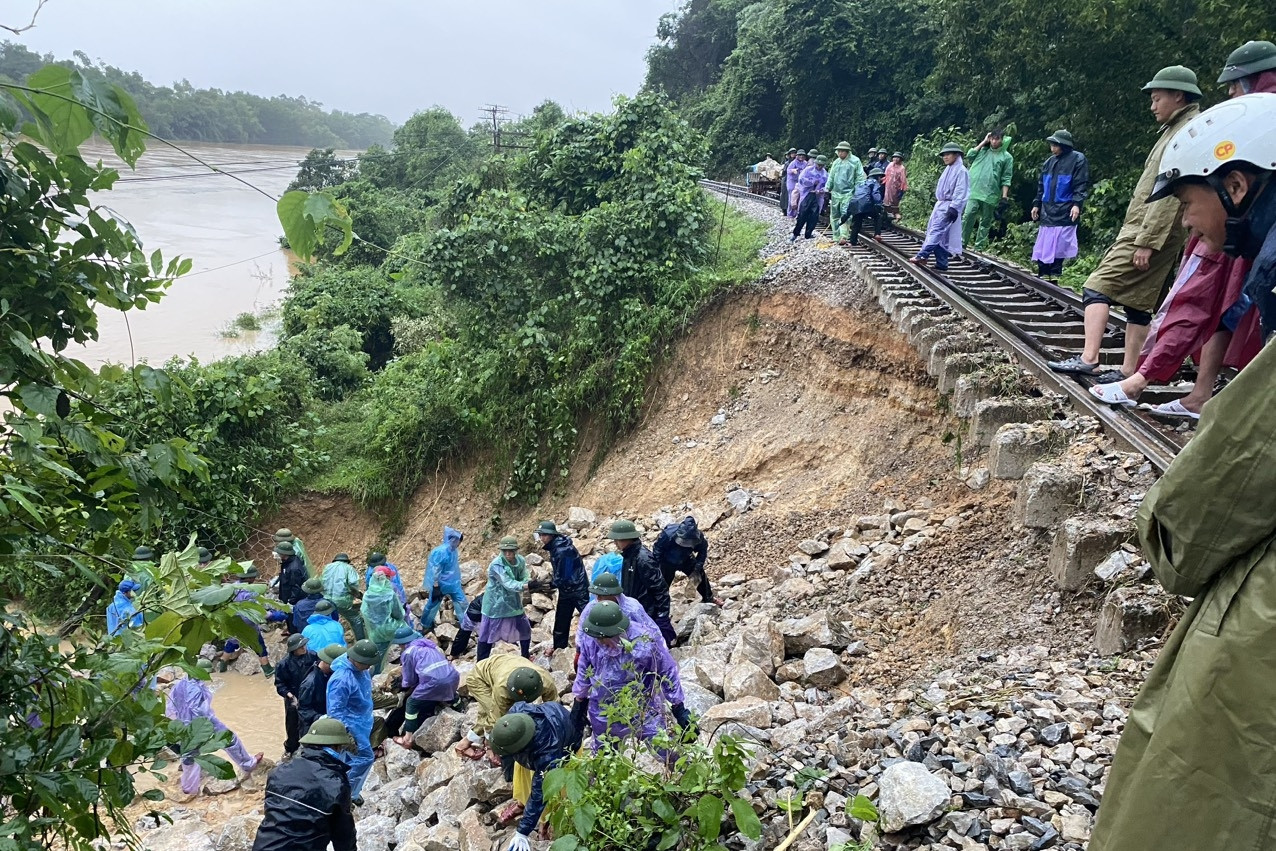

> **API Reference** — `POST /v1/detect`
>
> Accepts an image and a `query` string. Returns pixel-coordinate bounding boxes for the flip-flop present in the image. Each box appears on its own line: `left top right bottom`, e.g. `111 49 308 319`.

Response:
1089 382 1137 407
1142 399 1201 421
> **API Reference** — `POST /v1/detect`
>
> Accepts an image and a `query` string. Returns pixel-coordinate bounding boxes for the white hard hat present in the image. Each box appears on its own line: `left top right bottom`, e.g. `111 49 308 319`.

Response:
1148 92 1276 202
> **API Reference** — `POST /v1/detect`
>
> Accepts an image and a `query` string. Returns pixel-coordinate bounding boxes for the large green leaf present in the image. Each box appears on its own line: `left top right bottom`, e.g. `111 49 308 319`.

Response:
277 190 353 260
15 66 94 157
729 796 762 839
695 794 724 840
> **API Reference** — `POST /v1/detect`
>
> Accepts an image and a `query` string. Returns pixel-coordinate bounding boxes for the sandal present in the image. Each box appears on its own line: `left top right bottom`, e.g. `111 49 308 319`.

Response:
1047 355 1099 375
1089 382 1136 407
1142 399 1201 421
455 741 485 760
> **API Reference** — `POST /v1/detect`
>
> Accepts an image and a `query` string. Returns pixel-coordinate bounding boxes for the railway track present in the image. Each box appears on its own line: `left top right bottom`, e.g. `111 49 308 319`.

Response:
701 179 1188 471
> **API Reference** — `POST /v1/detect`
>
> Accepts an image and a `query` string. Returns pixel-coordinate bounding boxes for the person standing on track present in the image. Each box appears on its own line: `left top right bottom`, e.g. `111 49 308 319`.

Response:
785 150 808 218
827 142 866 242
1089 94 1276 851
535 521 589 658
962 129 1014 250
1029 130 1090 282
790 155 830 242
883 152 909 221
779 148 798 215
1049 66 1201 382
910 143 970 271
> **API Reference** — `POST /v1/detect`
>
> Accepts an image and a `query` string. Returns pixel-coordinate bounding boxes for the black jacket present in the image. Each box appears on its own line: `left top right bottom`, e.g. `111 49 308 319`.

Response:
545 534 588 595
1033 148 1090 228
502 701 576 836
275 650 317 701
278 556 309 606
251 746 355 851
652 520 708 575
296 665 333 733
621 541 671 620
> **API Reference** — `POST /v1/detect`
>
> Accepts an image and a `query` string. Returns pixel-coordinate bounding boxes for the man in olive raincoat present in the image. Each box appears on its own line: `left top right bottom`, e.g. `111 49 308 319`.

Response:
826 141 865 241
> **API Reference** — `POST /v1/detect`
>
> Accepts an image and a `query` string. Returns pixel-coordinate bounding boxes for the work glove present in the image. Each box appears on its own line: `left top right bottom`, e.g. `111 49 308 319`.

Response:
507 832 532 851
996 198 1010 215
430 584 443 603
944 207 959 223
568 698 589 751
671 703 699 741
526 579 547 594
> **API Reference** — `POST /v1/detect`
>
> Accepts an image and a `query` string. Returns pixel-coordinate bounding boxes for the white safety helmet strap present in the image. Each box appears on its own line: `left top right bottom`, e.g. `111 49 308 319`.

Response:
1148 93 1276 203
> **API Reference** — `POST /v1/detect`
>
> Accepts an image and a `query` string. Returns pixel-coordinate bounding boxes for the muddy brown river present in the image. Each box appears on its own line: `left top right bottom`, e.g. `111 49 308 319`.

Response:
77 141 348 368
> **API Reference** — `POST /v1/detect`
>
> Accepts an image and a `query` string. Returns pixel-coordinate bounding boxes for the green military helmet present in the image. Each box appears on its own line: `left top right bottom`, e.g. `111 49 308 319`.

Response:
286 633 309 652
835 140 852 151
535 520 559 536
498 536 519 552
238 565 260 579
197 547 213 564
390 624 421 645
195 658 214 671
299 715 355 748
869 167 887 178
133 545 155 561
333 552 351 563
274 541 296 556
314 599 336 615
302 577 324 594
589 571 622 597
583 600 630 639
273 528 295 543
347 639 381 666
867 146 878 155
786 147 798 155
1046 129 1075 148
607 519 641 541
489 712 536 756
815 155 829 165
1142 64 1201 96
367 552 387 566
1218 40 1276 83
807 148 820 158
938 142 963 156
875 144 886 152
319 644 346 664
892 151 905 160
506 666 544 701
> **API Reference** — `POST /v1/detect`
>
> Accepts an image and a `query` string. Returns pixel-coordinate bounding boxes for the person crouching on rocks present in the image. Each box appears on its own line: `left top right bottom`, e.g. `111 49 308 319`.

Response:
489 702 582 851
392 632 459 748
457 657 559 765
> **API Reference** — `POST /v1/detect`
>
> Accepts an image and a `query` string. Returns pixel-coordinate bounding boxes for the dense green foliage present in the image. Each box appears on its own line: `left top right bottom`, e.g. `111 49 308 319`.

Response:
647 0 1276 174
0 42 394 147
284 95 765 506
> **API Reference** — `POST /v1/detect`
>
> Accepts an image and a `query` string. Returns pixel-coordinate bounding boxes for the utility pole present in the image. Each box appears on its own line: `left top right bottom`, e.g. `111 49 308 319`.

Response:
479 104 531 153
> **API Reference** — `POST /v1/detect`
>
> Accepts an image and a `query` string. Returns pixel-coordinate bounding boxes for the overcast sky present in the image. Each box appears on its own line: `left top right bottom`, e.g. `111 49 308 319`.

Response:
12 0 682 124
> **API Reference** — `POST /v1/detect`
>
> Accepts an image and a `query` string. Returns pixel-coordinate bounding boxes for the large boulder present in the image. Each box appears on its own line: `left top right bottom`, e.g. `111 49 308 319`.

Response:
877 762 952 833
383 739 423 780
567 507 597 530
412 708 466 754
409 821 461 851
779 611 848 656
457 806 491 851
473 766 514 802
802 648 847 689
729 616 786 675
723 660 780 702
679 656 727 696
417 748 465 795
213 814 260 851
681 681 723 716
700 697 773 736
354 814 397 851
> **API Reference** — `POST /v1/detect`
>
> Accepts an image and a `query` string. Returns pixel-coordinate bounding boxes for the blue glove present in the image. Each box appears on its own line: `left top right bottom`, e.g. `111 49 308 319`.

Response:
671 703 698 741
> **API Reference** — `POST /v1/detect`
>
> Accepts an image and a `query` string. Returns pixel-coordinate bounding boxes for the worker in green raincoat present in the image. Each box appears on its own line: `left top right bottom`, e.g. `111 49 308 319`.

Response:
1090 92 1276 851
827 141 865 241
962 129 1013 249
361 567 408 674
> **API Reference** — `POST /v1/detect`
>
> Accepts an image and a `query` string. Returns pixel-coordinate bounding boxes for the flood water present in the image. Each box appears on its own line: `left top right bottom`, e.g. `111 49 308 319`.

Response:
210 671 284 759
76 141 340 368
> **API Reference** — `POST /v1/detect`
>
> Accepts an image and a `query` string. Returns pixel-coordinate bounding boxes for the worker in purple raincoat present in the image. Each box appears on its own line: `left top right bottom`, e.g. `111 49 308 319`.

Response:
570 601 691 749
911 142 970 271
167 660 262 797
790 155 830 241
393 635 459 747
785 150 809 218
578 571 664 646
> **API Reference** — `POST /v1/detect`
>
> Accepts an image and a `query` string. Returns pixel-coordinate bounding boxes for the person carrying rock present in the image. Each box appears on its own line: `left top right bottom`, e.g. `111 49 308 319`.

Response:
320 553 365 641
106 578 142 636
302 599 347 649
275 633 318 760
250 715 357 851
272 528 312 576
362 567 409 673
166 659 263 799
325 638 379 804
653 516 721 606
291 577 326 634
392 633 459 748
534 521 589 657
297 644 344 738
490 702 582 851
421 526 466 632
571 601 692 750
478 537 533 661
458 656 559 763
275 540 309 612
609 519 677 647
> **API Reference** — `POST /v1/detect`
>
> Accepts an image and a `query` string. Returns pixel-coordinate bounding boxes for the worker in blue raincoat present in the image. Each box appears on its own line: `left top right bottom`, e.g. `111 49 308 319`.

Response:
106 578 143 636
421 526 466 631
303 600 347 649
292 578 327 633
325 639 379 803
